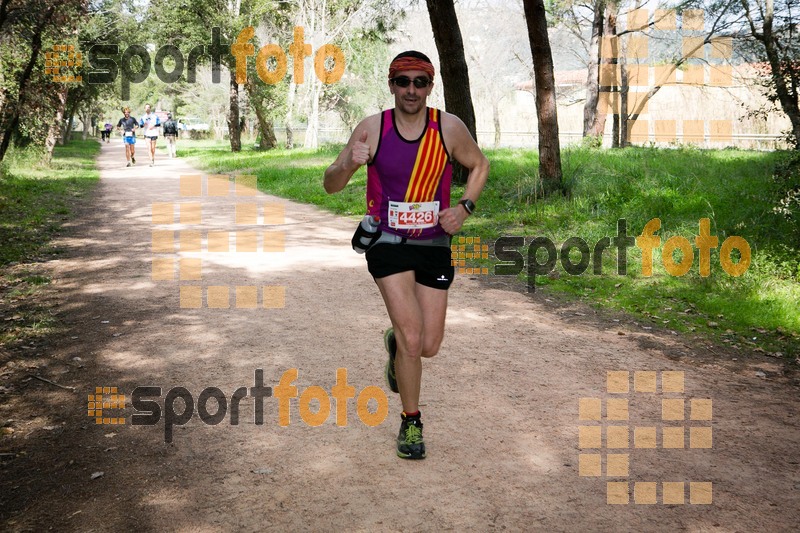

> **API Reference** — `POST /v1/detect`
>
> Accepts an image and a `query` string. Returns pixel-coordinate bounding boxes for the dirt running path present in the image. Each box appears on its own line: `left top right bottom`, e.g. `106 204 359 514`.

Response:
1 140 799 531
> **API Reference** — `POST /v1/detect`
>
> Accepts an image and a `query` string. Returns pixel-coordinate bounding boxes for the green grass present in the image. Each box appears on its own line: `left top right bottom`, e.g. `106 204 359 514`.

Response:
0 140 100 264
0 140 100 346
182 140 800 359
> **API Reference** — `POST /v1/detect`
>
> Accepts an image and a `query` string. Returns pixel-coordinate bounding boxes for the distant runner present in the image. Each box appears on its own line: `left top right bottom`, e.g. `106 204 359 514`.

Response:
116 107 138 167
140 103 160 166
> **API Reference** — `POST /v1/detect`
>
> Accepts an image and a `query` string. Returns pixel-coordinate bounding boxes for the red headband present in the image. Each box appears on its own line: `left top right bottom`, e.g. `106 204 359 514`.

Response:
388 57 435 80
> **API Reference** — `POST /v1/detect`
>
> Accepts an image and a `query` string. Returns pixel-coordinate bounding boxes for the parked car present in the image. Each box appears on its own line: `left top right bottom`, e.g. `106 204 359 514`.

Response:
182 117 210 131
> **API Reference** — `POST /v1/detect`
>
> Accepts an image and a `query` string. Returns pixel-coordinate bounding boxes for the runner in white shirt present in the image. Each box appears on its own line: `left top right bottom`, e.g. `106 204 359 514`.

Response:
140 103 161 166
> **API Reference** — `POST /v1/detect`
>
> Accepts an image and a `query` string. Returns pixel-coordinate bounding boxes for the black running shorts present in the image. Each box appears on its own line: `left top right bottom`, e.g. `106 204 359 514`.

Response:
366 243 454 290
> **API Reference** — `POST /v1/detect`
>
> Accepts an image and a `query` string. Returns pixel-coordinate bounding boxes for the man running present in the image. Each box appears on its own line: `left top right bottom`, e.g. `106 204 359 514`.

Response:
323 51 489 460
116 107 138 167
140 103 160 166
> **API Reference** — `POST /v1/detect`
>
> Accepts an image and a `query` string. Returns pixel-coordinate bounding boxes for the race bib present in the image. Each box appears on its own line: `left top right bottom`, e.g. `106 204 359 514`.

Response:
124 130 133 137
388 201 439 230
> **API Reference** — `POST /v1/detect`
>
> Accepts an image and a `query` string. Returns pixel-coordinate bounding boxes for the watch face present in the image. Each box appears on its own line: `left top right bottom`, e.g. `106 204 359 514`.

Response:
460 199 475 214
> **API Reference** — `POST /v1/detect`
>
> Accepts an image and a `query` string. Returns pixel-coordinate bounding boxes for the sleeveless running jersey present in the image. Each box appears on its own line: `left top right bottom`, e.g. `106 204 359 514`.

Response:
366 107 452 240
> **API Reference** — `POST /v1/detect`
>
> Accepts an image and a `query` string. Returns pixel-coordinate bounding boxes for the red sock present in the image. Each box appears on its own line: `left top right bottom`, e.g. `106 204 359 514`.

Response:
402 410 420 418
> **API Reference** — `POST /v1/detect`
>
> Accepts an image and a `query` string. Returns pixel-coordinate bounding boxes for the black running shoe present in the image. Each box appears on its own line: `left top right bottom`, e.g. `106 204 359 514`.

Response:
396 414 425 460
384 327 398 393
131 156 136 164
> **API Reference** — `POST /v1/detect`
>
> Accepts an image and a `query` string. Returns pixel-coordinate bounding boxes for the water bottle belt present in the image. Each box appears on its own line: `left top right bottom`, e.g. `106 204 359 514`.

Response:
373 232 450 247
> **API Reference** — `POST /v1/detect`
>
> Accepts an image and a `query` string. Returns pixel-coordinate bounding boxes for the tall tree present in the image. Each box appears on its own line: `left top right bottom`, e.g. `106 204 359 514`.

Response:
741 0 800 149
424 0 477 185
522 0 563 195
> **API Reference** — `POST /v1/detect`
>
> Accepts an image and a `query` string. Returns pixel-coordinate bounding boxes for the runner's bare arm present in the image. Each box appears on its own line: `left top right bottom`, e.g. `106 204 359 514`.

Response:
438 112 490 234
324 114 380 194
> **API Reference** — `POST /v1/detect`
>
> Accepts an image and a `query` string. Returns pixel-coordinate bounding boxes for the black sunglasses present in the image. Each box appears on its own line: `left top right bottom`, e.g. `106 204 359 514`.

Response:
391 76 432 88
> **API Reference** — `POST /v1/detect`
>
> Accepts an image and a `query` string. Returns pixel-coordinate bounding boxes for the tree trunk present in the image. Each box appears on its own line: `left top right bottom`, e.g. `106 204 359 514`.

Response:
0 6 54 161
285 81 295 149
228 75 241 152
253 97 277 149
605 3 620 147
492 100 501 148
752 0 800 148
44 85 69 165
522 0 563 195
583 0 605 138
305 75 320 149
425 0 477 185
619 58 629 147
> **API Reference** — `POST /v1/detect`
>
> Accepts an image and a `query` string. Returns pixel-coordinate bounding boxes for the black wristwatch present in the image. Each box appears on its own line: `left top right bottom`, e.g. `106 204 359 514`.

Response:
458 198 475 215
